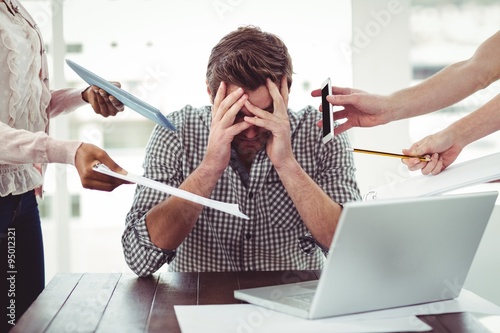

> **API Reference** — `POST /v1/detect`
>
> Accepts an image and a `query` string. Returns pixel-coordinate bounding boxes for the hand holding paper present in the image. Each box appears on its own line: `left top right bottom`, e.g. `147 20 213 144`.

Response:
93 164 249 219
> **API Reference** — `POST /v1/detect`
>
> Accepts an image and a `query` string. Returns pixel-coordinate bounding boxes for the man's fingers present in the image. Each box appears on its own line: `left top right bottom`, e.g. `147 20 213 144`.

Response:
266 78 287 118
212 81 226 119
215 87 245 124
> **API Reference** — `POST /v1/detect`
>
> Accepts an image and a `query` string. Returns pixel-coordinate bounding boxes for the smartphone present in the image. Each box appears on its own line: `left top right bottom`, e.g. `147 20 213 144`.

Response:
321 78 334 144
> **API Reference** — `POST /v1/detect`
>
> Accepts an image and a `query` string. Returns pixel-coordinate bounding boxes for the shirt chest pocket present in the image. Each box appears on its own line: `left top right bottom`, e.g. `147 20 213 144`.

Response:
260 173 302 230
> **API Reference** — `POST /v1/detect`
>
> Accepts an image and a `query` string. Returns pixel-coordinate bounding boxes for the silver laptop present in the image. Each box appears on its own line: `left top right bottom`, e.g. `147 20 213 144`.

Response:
234 191 498 319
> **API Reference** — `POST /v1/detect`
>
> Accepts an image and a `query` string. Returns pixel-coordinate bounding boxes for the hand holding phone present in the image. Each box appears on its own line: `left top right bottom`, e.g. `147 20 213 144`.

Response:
321 78 334 144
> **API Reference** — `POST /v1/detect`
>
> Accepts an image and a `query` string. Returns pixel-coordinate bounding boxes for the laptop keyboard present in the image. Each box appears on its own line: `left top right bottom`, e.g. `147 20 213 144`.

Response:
282 292 315 310
288 293 314 303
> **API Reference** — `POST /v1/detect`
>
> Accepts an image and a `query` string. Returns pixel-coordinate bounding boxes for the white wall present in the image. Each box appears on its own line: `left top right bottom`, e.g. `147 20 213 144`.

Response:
350 0 412 196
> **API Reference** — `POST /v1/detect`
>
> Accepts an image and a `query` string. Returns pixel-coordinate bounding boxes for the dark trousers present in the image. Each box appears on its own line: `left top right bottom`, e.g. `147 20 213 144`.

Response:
1 191 44 332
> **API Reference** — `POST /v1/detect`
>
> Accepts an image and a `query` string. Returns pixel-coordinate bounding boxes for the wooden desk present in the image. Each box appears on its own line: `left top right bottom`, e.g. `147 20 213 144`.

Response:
12 271 492 333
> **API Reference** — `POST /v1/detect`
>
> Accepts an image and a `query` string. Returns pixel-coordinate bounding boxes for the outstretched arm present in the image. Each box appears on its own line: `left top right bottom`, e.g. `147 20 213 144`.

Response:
311 30 500 135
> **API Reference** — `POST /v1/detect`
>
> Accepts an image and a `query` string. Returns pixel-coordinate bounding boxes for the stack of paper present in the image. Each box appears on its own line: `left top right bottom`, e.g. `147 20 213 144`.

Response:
372 152 500 200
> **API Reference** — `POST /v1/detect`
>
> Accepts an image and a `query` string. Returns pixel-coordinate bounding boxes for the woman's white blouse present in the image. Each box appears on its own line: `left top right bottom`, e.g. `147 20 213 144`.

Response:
0 1 84 196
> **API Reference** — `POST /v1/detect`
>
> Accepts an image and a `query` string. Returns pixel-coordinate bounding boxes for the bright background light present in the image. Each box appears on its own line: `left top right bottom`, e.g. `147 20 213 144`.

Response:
20 0 500 309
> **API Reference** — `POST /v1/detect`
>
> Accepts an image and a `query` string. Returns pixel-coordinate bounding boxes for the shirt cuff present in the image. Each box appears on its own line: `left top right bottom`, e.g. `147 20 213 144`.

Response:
298 234 329 256
160 248 177 264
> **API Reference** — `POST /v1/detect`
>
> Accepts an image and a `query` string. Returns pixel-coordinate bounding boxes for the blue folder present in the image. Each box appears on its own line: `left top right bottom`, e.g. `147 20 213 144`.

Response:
66 59 176 131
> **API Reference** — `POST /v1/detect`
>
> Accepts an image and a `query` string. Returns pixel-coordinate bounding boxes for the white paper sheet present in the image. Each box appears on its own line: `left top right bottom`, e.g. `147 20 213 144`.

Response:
175 305 430 333
372 152 500 199
93 164 249 220
174 289 500 333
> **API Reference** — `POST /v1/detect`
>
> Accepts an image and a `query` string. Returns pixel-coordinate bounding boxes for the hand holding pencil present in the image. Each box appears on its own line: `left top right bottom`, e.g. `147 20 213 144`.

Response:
401 131 462 176
347 129 461 176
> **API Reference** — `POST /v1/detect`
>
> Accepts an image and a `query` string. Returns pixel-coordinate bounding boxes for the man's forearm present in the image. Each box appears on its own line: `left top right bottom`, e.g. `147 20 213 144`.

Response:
390 60 484 120
445 93 500 149
275 159 342 248
146 163 223 250
390 31 500 120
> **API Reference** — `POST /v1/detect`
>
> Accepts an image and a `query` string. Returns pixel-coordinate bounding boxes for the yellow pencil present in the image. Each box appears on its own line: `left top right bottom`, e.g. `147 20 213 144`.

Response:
346 148 431 162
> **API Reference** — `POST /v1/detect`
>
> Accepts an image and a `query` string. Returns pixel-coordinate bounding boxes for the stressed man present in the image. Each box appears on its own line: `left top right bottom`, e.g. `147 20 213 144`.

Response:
123 26 361 275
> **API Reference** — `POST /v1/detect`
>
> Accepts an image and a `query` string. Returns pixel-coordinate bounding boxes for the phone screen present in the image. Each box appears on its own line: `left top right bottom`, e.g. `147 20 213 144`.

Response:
322 78 334 144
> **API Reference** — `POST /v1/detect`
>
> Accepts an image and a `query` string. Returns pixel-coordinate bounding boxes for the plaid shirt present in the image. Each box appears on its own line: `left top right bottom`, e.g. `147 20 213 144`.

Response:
123 105 361 276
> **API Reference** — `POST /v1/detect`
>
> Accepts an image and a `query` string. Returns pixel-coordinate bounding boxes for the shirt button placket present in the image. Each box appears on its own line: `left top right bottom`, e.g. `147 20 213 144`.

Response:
243 176 257 271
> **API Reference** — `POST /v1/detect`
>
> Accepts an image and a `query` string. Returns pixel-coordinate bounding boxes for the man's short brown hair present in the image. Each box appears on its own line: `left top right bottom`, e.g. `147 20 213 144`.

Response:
206 26 293 102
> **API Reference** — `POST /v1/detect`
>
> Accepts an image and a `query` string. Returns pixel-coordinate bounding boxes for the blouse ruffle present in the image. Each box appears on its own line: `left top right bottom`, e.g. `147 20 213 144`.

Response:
0 5 48 131
0 4 52 196
0 164 43 197
0 10 21 128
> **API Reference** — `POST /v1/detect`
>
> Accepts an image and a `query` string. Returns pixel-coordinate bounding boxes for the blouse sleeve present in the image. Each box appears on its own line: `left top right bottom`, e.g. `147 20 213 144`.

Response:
0 121 82 165
47 88 88 119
